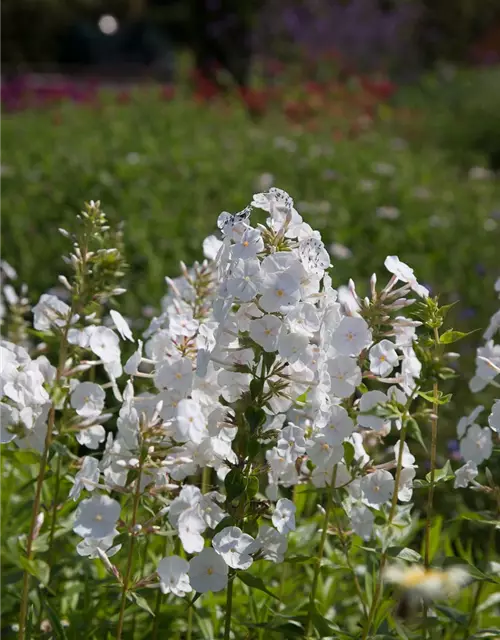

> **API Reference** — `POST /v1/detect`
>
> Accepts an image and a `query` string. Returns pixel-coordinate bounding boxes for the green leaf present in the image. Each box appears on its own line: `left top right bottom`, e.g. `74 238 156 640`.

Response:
39 590 69 639
249 378 264 399
417 390 453 405
343 441 355 466
387 547 422 563
244 620 303 636
244 406 266 431
427 515 442 563
245 475 259 499
224 469 247 501
406 417 428 452
425 460 453 484
439 329 473 344
435 604 467 624
310 604 337 637
128 591 155 616
19 557 50 586
237 571 280 600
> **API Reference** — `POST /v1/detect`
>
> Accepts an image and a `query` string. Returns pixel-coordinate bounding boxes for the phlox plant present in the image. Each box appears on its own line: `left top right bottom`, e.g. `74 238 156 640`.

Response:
1 190 499 640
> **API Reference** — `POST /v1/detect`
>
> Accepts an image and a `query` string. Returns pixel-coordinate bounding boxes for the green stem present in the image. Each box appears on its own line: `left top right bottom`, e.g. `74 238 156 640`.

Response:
361 411 412 640
187 603 193 640
47 454 62 568
116 455 144 640
223 574 234 640
422 327 440 637
307 465 338 638
463 520 496 638
19 312 73 640
152 537 168 640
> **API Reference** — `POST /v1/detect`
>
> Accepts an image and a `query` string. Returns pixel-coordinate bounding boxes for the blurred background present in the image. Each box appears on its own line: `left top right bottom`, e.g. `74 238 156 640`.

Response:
1 0 500 343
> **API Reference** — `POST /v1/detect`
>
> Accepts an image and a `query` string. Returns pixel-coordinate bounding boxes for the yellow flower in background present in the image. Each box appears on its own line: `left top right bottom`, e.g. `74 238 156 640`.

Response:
384 564 471 601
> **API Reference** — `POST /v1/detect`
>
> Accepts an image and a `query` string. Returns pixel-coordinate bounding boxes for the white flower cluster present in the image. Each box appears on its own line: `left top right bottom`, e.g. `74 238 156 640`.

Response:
454 278 500 488
1 188 458 598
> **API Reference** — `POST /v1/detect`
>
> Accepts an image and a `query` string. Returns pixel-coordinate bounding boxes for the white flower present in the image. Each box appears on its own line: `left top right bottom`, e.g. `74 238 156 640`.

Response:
232 227 264 260
384 565 470 600
33 294 72 331
178 507 206 553
226 259 262 302
188 548 228 593
298 236 331 275
369 340 399 377
394 440 416 468
89 326 121 363
327 356 362 398
70 382 105 418
457 405 484 438
76 530 121 559
124 340 143 375
247 525 287 563
69 456 100 500
73 495 121 539
318 405 355 446
76 424 106 449
454 461 478 489
488 400 500 433
397 467 416 502
155 358 193 394
357 390 388 432
272 498 296 534
0 401 22 443
350 506 374 540
203 235 223 260
157 556 192 596
249 315 283 352
361 470 394 506
110 310 134 342
384 256 429 298
259 270 301 314
331 316 372 357
459 424 492 464
212 526 255 570
278 330 309 363
175 399 207 444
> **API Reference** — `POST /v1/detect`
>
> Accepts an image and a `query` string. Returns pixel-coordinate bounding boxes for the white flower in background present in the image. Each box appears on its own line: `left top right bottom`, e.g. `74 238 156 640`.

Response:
384 565 470 600
376 206 400 220
329 242 352 260
350 505 374 540
454 461 478 489
69 456 100 500
457 405 484 438
384 256 429 298
361 470 394 506
188 548 228 593
249 315 283 352
73 495 121 539
369 340 399 377
489 400 500 433
157 556 192 596
70 382 105 418
358 390 388 432
459 424 492 465
110 310 134 342
212 526 255 570
272 498 296 534
331 316 372 357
